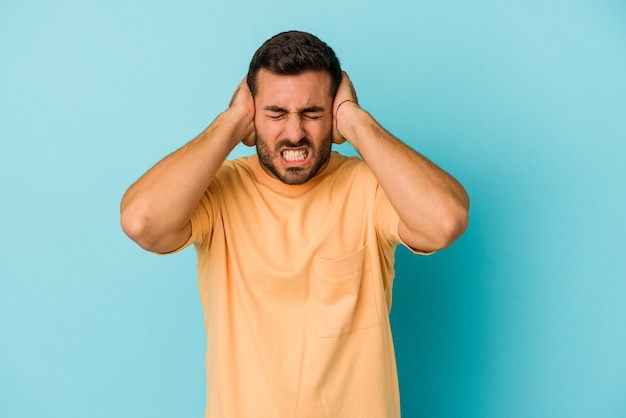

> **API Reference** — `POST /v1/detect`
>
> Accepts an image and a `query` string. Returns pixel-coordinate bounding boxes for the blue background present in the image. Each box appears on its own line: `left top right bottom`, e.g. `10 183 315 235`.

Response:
1 1 625 417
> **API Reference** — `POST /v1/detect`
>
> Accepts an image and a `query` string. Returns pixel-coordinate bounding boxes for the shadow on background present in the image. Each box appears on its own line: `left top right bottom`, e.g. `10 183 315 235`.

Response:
389 166 496 418
391 237 489 418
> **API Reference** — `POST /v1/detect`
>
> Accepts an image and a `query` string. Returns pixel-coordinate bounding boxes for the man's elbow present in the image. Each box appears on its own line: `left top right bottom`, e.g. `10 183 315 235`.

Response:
437 209 469 249
437 191 470 248
120 209 153 250
408 206 469 252
121 209 190 253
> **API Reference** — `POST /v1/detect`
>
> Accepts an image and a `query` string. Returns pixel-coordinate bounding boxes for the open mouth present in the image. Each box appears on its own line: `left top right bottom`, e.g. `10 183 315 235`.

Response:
282 149 308 162
281 148 310 167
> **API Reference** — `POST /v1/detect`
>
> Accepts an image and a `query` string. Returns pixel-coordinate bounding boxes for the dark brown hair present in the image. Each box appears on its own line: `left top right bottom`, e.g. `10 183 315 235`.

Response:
247 31 342 98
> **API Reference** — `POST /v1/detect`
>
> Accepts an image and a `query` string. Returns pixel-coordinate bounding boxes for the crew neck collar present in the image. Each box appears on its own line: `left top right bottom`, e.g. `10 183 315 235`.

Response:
247 152 340 197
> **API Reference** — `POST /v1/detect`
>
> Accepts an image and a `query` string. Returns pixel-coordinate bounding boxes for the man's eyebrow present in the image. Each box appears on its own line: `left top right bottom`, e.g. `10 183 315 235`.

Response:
264 105 288 113
301 106 325 113
263 105 326 113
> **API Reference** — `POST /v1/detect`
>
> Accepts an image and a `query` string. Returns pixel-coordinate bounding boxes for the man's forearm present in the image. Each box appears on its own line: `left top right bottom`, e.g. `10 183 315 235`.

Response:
120 108 251 253
337 102 469 252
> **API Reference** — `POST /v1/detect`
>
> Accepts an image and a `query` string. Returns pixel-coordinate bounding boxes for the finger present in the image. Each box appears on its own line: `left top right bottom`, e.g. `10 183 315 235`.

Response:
242 134 256 147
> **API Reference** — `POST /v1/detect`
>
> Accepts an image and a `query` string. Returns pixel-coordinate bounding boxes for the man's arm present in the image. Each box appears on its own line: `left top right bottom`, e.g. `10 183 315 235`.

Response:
333 72 469 252
120 80 255 253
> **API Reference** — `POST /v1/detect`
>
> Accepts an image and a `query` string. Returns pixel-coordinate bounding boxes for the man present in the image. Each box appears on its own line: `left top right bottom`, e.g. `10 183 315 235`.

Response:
121 31 469 418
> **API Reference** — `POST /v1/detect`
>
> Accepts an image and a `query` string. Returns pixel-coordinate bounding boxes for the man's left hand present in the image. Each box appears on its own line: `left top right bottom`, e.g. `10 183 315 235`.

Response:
332 71 359 144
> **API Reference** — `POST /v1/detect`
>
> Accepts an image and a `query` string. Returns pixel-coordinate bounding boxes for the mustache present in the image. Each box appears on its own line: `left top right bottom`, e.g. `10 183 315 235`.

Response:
276 137 313 149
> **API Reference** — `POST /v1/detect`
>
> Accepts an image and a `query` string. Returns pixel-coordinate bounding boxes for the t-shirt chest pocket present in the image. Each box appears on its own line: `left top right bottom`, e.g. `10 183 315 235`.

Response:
314 246 380 338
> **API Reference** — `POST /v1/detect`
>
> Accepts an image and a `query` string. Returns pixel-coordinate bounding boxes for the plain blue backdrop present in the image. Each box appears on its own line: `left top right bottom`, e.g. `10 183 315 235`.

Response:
1 1 625 417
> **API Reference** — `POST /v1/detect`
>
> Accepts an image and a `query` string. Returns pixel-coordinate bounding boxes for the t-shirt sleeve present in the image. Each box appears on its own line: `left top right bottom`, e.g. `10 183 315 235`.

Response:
374 185 435 256
190 185 219 247
161 184 219 255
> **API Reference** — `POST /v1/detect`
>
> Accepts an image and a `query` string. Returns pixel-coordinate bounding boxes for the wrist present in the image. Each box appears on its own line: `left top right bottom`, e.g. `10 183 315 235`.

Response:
335 101 364 140
221 106 255 145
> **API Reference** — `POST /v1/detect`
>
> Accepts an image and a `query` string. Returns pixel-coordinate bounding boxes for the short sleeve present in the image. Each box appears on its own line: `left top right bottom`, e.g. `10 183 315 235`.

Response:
161 184 219 255
190 184 220 249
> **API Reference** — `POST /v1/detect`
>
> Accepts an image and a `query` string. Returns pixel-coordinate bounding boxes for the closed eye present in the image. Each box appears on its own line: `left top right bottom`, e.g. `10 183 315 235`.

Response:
263 106 325 120
302 106 325 120
264 106 287 120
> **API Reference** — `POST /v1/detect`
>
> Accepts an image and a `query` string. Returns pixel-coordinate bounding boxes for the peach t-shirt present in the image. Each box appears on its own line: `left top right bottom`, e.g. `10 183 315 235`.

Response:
181 152 417 418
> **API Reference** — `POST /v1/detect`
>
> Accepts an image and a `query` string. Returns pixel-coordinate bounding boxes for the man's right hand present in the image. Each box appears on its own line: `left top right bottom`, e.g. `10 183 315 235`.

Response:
228 78 256 147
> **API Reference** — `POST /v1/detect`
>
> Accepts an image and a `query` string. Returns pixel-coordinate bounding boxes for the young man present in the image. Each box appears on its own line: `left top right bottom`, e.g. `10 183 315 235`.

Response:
121 31 469 418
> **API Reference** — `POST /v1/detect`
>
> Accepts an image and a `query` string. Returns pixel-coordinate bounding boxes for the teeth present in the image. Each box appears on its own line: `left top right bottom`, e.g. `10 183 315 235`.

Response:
282 149 307 161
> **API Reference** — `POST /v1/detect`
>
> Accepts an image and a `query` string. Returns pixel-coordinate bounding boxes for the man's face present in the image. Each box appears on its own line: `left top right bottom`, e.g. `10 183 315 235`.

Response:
254 69 334 185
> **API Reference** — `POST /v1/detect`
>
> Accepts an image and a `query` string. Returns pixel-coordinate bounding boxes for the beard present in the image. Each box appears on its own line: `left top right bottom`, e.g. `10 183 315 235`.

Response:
256 134 332 185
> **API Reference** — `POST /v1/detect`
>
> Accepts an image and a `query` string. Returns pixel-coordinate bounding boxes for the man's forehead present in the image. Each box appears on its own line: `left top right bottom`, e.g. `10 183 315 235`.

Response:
255 69 332 101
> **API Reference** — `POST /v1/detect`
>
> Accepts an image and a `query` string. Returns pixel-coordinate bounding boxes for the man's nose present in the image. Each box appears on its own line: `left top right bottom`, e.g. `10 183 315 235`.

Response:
284 114 305 142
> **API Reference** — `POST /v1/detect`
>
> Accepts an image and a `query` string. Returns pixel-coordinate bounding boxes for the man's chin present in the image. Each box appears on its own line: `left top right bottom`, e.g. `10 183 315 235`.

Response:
258 148 331 185
278 167 312 185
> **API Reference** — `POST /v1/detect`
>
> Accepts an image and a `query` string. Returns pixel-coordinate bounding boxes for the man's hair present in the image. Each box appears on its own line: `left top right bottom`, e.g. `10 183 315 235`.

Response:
247 31 342 98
